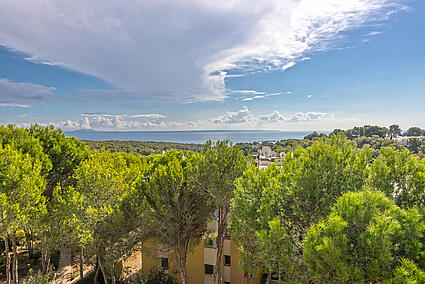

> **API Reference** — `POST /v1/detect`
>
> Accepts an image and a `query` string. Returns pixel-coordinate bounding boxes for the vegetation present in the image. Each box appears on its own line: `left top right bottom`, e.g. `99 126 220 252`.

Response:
133 151 212 284
304 190 425 283
196 140 248 284
2 123 425 284
84 140 201 155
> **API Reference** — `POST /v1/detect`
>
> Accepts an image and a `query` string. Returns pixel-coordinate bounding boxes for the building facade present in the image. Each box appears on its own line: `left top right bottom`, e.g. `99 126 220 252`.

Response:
123 220 262 284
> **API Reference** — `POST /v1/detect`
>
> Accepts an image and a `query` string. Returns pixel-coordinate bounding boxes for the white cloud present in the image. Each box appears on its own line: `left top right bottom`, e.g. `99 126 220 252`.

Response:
79 113 167 119
0 0 406 101
230 90 265 95
307 94 312 98
241 92 285 101
260 110 328 122
281 61 296 71
129 114 167 119
0 78 55 106
55 113 167 130
35 107 331 130
367 31 385 36
213 106 254 124
287 112 328 122
0 103 30 108
260 111 286 122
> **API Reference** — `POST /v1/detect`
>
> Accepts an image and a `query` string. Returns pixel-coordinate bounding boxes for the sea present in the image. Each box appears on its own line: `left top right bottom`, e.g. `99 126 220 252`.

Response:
64 130 326 144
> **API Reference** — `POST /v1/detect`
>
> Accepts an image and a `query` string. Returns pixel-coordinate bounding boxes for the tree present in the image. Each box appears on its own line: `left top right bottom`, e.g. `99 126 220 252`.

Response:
285 134 371 238
231 135 372 282
369 147 425 210
0 144 46 284
303 132 326 141
231 165 293 283
389 124 402 139
404 127 424 137
27 125 89 273
73 151 142 283
304 190 425 283
197 140 248 284
133 150 212 284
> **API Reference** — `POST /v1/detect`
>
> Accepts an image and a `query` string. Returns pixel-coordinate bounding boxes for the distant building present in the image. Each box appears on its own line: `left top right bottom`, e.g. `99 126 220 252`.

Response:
392 136 423 147
254 146 279 169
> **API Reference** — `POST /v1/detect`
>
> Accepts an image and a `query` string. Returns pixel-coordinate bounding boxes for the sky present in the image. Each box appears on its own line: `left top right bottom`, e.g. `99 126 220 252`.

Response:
0 0 424 131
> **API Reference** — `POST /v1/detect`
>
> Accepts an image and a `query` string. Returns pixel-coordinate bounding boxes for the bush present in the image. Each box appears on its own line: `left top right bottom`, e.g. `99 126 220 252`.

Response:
304 190 425 283
128 268 178 284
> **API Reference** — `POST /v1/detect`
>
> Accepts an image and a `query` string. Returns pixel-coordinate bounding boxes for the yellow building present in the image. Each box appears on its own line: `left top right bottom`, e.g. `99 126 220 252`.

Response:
123 221 262 284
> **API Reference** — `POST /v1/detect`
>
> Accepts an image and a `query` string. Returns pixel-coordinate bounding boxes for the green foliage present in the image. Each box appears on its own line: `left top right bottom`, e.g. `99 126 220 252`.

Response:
84 140 202 155
0 143 46 232
304 190 425 283
27 124 89 195
134 150 212 283
231 135 371 282
197 140 248 282
231 165 286 274
129 268 178 284
331 125 389 139
404 127 425 137
369 147 425 209
22 266 57 284
198 140 248 209
387 258 425 284
284 134 371 232
389 124 402 138
304 131 327 140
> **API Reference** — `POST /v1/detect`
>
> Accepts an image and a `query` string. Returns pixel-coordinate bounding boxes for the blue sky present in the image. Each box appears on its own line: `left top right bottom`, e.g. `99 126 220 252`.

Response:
0 0 423 131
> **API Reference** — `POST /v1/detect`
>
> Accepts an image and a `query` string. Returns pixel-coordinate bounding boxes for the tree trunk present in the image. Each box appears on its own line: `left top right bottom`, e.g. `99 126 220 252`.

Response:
98 256 108 284
24 228 33 258
11 232 18 284
4 231 11 284
93 256 100 284
177 252 187 284
79 247 84 280
213 208 228 284
41 231 51 274
246 275 250 284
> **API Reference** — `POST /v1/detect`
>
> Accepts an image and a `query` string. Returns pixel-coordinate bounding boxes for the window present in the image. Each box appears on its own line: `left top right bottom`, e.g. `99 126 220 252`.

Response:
161 257 168 270
204 238 216 248
204 264 214 275
224 255 231 266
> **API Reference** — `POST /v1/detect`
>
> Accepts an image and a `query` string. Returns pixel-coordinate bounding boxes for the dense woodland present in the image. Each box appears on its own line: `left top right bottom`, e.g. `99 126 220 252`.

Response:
1 124 425 283
84 141 202 156
84 125 425 158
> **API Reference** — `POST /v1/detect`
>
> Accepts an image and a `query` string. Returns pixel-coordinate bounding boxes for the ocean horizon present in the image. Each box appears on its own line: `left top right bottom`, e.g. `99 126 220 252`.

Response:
64 129 328 144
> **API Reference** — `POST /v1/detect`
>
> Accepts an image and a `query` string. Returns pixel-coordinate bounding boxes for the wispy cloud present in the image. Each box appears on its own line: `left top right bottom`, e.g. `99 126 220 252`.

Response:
80 113 167 119
367 31 385 36
0 78 55 107
0 0 406 101
230 89 289 101
0 103 30 108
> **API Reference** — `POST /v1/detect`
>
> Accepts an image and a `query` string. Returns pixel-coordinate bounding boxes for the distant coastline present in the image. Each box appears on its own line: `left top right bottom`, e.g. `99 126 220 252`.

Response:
64 129 328 144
